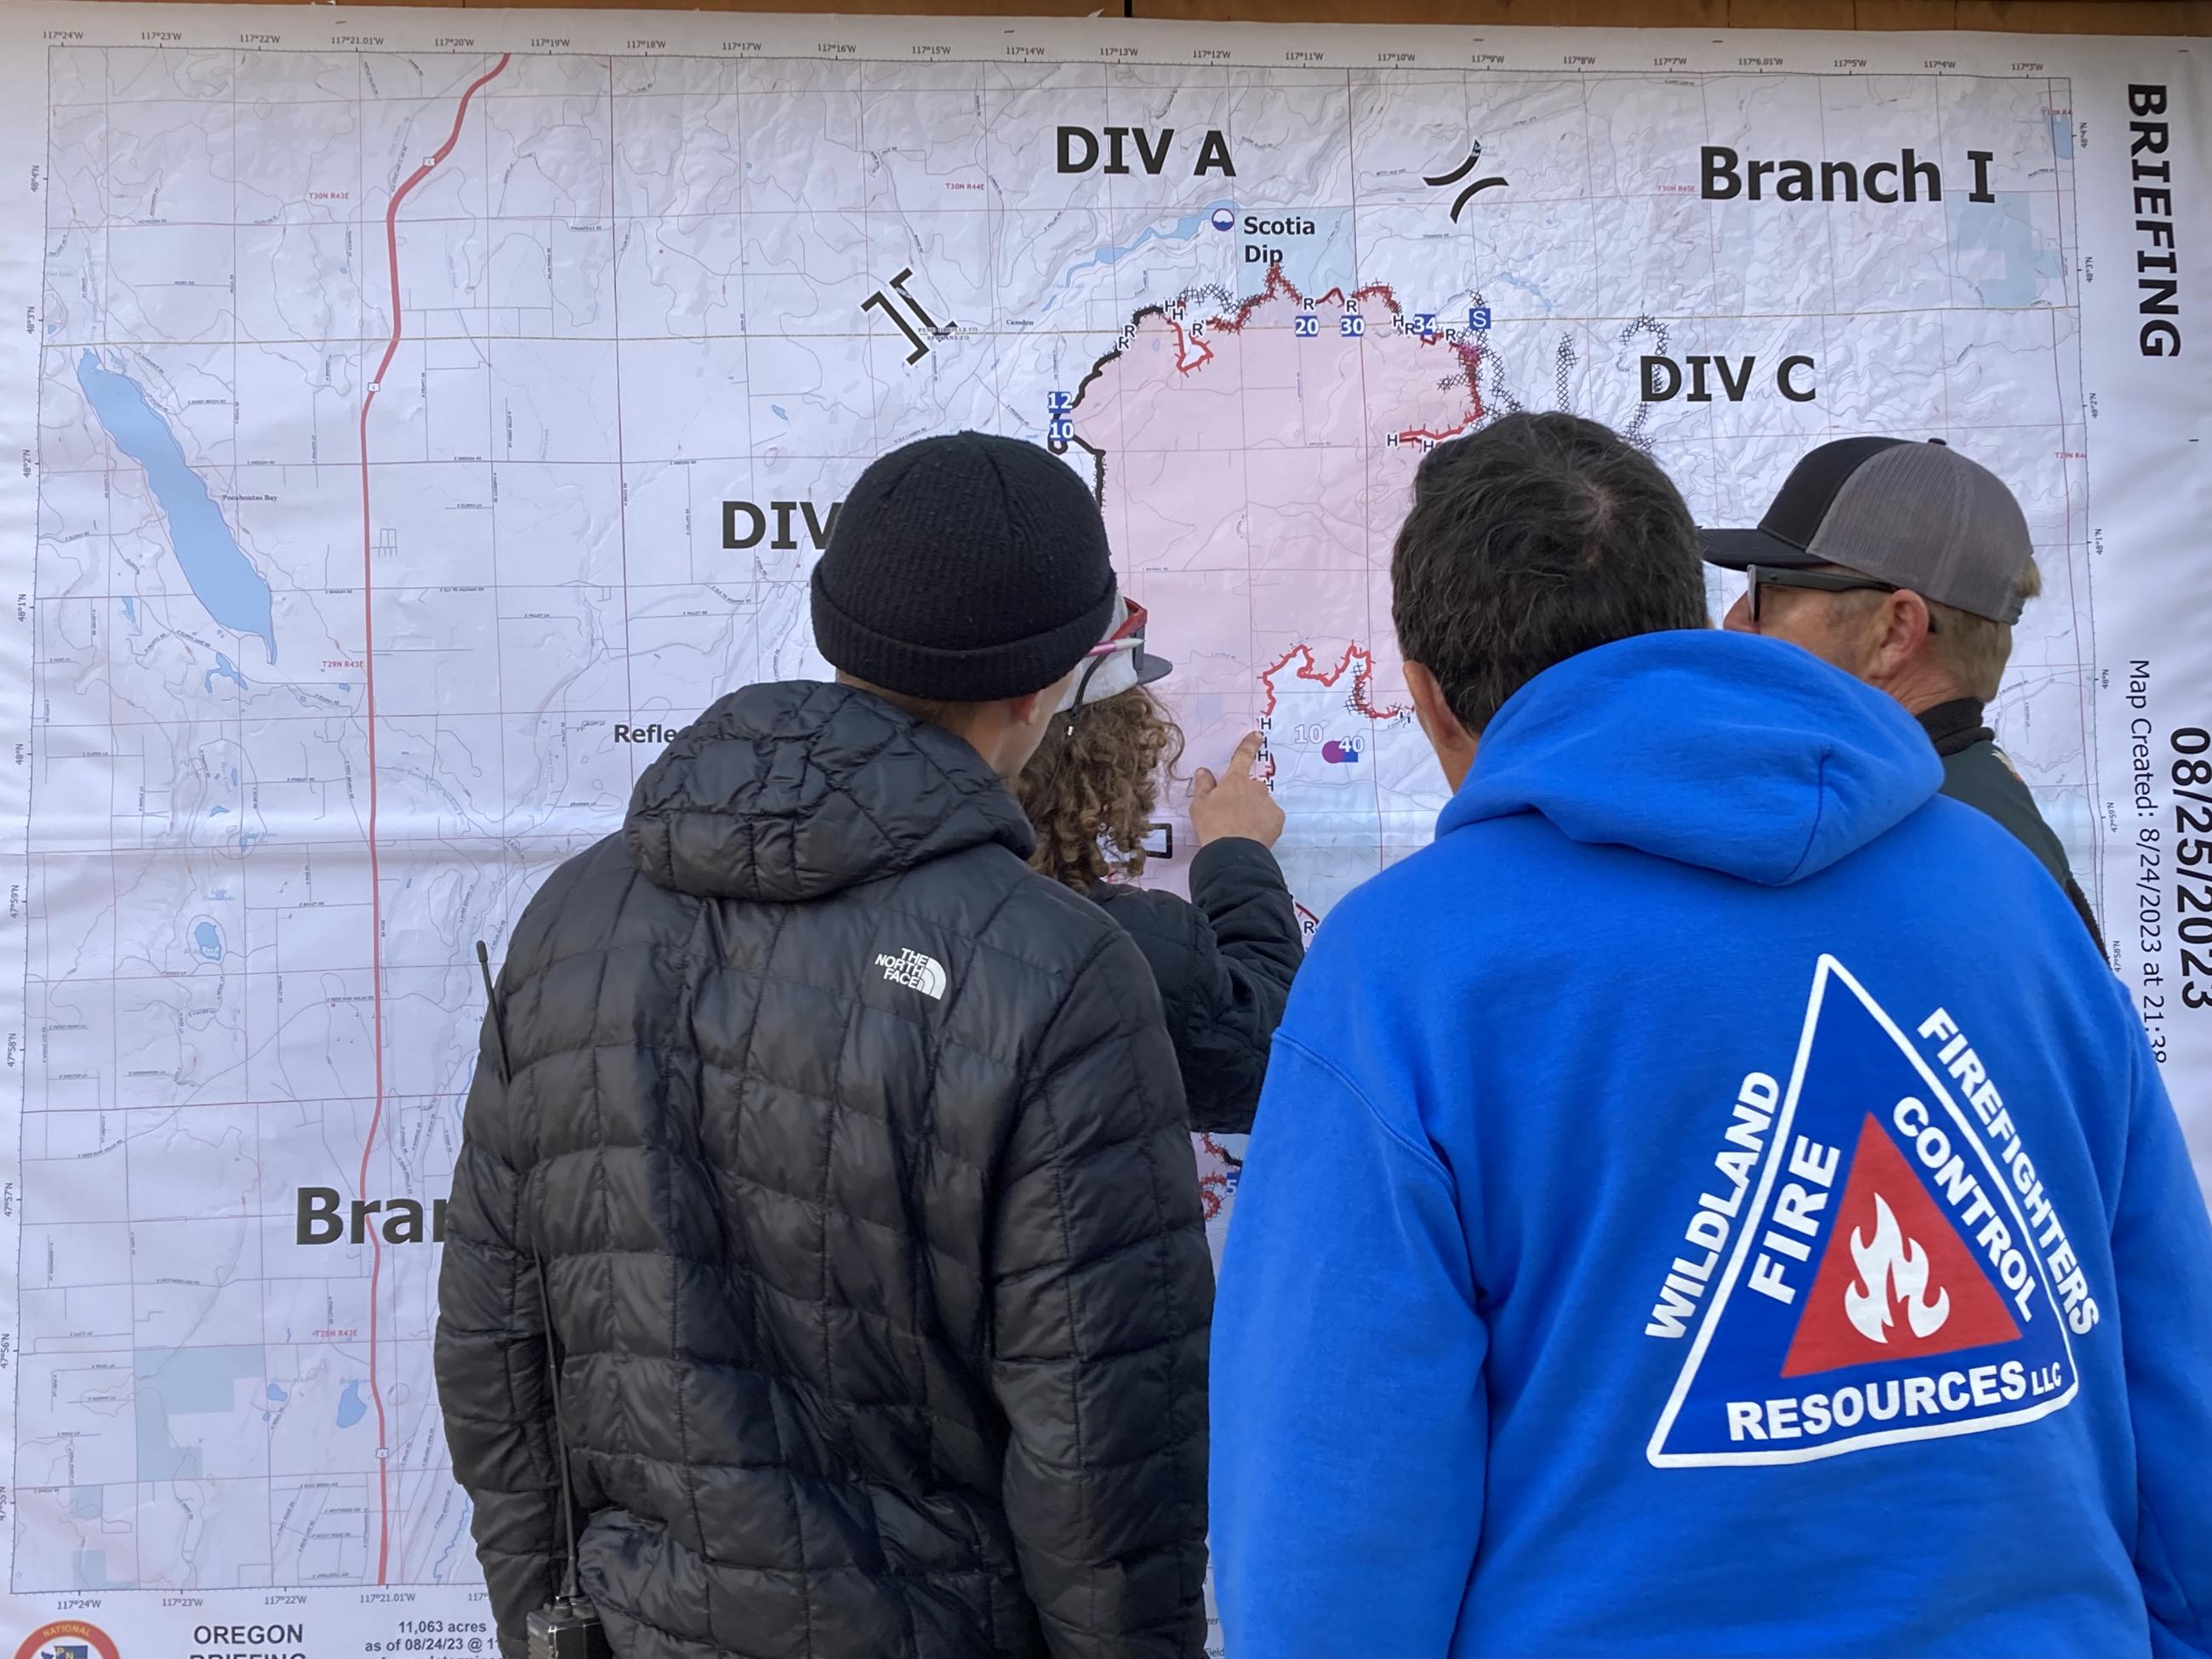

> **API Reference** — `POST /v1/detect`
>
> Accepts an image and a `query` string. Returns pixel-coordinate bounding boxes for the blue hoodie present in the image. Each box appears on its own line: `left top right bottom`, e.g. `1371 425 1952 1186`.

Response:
1211 630 2212 1658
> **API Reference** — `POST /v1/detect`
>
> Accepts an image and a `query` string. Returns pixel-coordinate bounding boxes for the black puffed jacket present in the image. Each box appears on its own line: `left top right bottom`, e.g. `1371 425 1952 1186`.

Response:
435 681 1212 1659
1089 839 1303 1135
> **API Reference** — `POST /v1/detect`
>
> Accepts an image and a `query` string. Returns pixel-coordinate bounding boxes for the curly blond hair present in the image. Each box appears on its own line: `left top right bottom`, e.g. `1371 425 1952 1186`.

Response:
1016 687 1185 892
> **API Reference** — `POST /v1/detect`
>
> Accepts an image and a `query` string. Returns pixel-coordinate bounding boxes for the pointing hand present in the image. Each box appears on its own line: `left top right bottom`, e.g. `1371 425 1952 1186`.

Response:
1189 732 1286 849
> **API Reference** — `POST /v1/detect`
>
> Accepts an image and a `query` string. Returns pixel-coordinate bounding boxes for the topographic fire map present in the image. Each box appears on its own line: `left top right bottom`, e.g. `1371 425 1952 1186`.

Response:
0 7 2202 1654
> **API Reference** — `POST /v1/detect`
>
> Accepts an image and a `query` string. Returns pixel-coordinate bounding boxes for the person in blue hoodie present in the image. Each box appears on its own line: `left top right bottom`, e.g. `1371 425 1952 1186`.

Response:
1209 412 2212 1657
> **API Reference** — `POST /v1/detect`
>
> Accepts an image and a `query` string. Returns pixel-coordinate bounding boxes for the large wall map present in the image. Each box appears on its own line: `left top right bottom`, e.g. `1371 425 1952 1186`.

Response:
0 7 2201 1653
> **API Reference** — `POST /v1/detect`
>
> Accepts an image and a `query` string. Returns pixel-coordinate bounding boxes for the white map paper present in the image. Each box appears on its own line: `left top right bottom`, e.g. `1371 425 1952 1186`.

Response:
0 9 2201 1654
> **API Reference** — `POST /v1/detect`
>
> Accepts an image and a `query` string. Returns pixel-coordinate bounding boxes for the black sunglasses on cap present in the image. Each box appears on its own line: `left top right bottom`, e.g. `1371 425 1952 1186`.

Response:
1746 564 1941 636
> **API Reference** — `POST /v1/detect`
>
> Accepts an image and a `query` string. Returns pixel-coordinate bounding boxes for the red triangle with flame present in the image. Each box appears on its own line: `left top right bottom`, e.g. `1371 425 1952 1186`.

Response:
1780 1115 2021 1379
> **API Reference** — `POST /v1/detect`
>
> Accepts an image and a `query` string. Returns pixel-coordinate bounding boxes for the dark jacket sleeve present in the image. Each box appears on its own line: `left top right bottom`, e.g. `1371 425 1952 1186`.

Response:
1938 743 2104 958
2061 872 2107 961
434 1006 563 1659
990 930 1212 1659
1104 836 1304 1134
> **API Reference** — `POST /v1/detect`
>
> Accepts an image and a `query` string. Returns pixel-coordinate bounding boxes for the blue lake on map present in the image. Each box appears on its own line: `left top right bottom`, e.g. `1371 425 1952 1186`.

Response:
76 351 276 664
1949 197 2065 308
337 1377 368 1428
1050 200 1240 303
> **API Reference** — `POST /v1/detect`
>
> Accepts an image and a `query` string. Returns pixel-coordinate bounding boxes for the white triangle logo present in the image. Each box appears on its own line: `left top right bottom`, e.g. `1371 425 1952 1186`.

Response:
1646 955 2081 1468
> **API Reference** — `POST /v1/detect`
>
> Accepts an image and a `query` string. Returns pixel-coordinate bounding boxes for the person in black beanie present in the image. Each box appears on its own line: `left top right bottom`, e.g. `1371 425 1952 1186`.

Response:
812 429 1118 703
438 432 1212 1659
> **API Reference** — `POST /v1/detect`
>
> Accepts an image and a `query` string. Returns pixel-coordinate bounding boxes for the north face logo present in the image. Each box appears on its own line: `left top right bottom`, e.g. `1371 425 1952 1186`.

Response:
876 947 946 1000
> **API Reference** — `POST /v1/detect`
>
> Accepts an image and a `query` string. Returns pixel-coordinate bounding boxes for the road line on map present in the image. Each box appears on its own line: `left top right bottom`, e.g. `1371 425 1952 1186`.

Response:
356 53 511 1588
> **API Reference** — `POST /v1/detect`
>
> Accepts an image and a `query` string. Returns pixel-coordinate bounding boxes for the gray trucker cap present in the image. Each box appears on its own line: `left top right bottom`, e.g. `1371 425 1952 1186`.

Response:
1701 436 2033 624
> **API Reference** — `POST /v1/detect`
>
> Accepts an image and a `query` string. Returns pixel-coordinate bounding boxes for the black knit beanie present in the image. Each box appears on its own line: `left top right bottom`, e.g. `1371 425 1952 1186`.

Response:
812 432 1117 702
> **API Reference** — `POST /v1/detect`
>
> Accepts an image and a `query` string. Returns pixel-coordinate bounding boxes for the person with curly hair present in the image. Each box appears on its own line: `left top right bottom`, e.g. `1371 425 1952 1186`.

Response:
1015 597 1303 1136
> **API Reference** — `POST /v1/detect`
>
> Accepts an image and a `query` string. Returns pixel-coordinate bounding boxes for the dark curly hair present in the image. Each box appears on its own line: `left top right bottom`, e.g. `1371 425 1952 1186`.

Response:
1015 687 1186 892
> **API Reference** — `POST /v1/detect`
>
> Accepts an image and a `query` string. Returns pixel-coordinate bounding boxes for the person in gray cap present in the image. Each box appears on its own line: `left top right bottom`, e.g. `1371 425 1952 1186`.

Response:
1704 436 2101 948
438 431 1211 1659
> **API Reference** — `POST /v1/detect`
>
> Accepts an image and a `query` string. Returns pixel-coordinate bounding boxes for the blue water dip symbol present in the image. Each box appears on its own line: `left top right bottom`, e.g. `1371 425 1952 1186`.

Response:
76 351 276 664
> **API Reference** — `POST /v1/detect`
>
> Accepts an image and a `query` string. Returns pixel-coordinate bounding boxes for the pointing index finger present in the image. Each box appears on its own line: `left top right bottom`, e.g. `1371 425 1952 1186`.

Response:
1224 731 1263 779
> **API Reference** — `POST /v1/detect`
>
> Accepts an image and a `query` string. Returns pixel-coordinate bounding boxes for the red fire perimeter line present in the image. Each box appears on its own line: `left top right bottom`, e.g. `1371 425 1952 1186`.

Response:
355 53 510 1586
1152 265 1485 447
